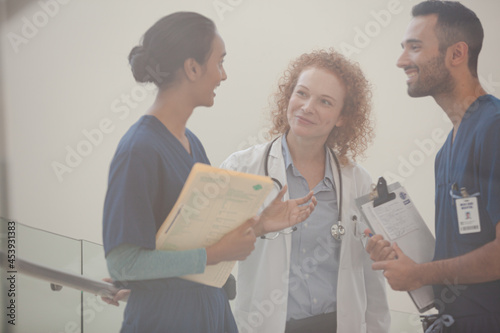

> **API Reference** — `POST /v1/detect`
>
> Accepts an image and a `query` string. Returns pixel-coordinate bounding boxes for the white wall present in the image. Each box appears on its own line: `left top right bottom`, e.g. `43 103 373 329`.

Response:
2 0 500 315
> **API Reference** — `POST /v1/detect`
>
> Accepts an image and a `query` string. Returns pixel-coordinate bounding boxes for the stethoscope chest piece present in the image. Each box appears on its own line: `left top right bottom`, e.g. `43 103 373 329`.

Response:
330 223 345 241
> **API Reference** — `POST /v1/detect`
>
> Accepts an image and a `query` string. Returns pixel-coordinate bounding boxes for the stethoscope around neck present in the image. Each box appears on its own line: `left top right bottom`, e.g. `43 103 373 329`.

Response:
263 136 345 241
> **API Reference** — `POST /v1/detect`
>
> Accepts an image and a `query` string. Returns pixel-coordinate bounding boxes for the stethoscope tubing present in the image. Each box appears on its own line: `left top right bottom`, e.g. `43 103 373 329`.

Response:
263 136 343 229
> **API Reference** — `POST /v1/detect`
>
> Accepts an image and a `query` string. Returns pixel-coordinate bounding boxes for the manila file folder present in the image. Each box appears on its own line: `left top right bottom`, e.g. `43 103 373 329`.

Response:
156 163 274 288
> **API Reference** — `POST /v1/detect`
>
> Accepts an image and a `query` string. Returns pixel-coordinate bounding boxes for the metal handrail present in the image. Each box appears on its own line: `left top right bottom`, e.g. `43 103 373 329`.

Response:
1 251 128 302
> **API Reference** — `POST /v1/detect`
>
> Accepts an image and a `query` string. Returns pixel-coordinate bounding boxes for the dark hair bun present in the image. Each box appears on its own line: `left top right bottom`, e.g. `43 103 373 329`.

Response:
128 46 153 83
128 12 216 87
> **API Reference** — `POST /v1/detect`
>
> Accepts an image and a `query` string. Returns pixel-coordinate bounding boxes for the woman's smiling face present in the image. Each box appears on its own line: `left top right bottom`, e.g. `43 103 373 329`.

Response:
287 67 346 143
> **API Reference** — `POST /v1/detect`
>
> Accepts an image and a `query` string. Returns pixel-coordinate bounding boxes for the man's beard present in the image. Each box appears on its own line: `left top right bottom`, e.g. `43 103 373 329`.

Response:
407 53 455 98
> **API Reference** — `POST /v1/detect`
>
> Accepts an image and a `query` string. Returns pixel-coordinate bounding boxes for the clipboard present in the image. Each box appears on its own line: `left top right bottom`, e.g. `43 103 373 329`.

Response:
355 177 436 313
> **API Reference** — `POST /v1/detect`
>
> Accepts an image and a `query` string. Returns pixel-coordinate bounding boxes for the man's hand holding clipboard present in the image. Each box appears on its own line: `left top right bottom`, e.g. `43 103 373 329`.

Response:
364 229 397 262
368 239 424 291
355 177 436 313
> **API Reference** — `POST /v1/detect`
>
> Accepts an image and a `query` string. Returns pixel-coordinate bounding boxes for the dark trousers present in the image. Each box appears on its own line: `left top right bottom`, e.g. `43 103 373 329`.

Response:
285 312 337 333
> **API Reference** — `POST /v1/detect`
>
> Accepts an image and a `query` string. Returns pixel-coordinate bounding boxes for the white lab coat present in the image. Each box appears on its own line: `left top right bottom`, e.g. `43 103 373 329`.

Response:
220 137 390 333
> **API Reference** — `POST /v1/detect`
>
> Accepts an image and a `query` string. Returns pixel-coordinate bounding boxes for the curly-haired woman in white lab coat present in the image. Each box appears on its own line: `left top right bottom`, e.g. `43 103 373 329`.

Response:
221 49 390 333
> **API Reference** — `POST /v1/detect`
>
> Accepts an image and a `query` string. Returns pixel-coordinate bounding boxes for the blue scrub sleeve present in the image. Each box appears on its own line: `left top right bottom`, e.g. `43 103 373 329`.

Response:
106 243 207 282
480 117 500 226
103 147 161 255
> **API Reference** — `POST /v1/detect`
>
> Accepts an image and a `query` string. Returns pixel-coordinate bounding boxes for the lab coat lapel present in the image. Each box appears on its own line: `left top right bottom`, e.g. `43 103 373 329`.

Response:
328 148 343 222
267 136 293 265
268 136 289 200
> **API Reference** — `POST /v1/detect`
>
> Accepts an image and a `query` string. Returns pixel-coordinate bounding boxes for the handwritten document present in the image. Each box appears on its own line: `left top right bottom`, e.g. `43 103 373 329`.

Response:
156 163 274 288
358 184 436 312
363 189 419 240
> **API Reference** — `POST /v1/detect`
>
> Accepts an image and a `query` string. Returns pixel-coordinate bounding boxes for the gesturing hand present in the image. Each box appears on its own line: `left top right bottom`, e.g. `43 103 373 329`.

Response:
257 185 317 237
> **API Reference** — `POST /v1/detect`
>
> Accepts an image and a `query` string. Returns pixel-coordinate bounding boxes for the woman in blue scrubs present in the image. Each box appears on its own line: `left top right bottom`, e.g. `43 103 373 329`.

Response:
102 12 315 333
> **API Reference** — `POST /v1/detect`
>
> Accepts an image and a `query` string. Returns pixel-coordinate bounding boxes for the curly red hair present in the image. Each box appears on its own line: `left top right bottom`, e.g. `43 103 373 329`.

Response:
269 49 374 165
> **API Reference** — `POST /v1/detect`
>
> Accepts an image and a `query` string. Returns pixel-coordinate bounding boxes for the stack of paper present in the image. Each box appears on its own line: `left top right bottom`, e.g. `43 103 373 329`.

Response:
156 163 274 288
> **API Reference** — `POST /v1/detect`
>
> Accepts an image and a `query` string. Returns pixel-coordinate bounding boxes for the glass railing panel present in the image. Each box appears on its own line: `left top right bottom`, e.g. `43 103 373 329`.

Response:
1 220 83 333
81 240 124 333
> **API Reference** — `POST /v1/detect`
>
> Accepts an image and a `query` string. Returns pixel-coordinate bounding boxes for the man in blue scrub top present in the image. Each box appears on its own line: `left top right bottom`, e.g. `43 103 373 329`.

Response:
367 1 500 332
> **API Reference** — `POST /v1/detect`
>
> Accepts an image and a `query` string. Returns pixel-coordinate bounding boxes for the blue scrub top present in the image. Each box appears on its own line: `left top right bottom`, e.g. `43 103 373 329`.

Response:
434 95 500 322
102 115 237 332
103 115 210 256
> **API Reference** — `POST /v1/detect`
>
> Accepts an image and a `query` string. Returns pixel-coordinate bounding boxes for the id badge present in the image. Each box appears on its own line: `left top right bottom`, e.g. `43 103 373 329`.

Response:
455 197 481 234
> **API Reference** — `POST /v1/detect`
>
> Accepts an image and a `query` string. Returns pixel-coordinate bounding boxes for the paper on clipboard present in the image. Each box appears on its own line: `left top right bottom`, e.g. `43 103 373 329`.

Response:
155 163 274 288
355 181 436 313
